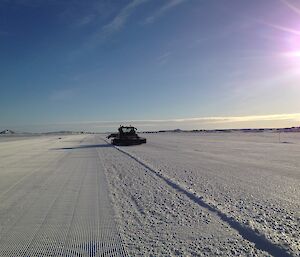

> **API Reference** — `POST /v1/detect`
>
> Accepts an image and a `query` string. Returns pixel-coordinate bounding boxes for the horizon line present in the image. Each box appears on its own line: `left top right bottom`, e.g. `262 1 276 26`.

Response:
6 112 300 127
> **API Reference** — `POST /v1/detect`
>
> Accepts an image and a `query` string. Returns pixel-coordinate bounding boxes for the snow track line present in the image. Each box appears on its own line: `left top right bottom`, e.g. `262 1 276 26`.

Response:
0 136 87 200
96 149 129 257
0 152 71 243
0 137 58 168
105 140 292 257
0 155 75 256
60 138 128 257
23 153 79 256
0 151 69 201
61 160 88 257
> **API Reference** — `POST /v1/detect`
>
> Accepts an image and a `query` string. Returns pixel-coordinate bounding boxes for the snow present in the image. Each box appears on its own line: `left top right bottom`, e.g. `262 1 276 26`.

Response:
0 132 299 256
0 135 127 256
105 132 299 256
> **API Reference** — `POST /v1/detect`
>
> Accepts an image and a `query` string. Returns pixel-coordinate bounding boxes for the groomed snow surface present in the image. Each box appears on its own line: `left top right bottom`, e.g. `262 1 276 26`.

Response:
0 132 299 256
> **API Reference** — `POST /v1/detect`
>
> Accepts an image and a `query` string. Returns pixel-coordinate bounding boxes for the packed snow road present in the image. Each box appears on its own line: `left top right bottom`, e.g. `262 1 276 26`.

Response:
0 132 299 256
0 135 127 257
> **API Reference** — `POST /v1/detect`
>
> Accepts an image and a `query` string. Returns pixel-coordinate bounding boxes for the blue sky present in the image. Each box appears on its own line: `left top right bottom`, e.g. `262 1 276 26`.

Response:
1 0 300 132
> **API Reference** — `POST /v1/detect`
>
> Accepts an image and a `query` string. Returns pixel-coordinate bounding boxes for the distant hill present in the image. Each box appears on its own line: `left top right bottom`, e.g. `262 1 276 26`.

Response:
0 129 15 134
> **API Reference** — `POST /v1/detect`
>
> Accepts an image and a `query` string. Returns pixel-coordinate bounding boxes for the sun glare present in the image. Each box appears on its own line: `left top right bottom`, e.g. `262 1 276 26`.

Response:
290 50 300 57
282 50 300 58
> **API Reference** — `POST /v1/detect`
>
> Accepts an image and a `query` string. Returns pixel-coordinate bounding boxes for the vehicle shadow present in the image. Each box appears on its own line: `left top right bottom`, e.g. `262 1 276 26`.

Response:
53 144 113 150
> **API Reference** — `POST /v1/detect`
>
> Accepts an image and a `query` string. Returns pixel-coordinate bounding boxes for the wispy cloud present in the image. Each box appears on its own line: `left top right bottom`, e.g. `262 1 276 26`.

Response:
199 113 300 124
281 0 300 16
61 1 118 29
86 0 148 46
1 0 66 7
11 113 300 132
259 19 300 36
44 113 300 126
49 88 77 101
102 0 148 35
157 51 172 65
0 30 8 36
76 14 97 27
67 0 149 56
191 20 256 48
145 0 187 24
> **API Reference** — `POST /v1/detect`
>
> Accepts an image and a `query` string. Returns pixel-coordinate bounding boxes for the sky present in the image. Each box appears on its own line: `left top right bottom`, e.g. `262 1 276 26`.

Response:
1 0 300 132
